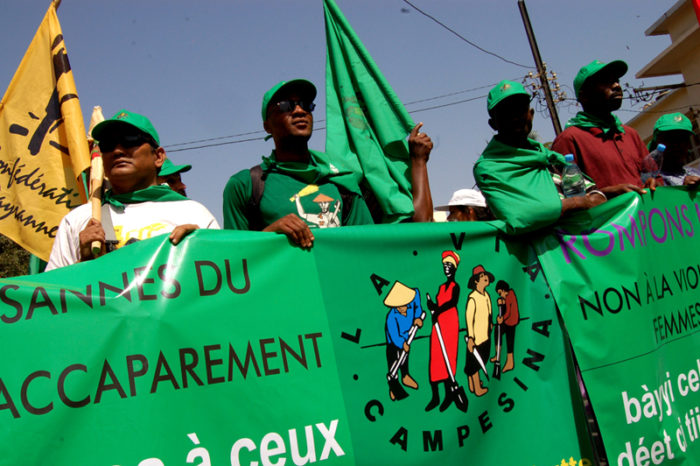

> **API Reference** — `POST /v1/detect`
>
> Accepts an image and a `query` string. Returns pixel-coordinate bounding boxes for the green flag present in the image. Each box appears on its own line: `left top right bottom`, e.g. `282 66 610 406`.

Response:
324 0 416 223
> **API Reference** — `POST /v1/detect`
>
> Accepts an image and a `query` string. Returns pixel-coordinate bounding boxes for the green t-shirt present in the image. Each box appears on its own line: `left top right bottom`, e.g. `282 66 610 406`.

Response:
223 151 374 230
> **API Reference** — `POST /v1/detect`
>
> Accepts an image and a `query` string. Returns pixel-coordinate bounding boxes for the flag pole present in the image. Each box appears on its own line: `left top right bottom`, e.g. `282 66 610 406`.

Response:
87 106 105 256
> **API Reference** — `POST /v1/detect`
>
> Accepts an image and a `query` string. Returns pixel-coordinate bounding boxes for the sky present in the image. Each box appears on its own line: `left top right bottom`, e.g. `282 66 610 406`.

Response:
0 0 681 224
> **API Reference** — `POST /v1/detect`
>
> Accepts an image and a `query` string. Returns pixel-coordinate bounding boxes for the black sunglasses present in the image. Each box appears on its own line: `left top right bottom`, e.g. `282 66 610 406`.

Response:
274 100 316 114
98 132 156 153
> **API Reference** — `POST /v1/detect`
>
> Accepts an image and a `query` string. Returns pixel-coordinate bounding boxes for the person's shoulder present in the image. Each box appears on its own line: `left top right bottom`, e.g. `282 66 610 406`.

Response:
59 203 92 225
65 202 91 215
551 126 586 154
170 199 220 228
621 124 644 140
48 203 92 269
473 157 489 179
223 168 255 204
554 125 585 141
225 168 253 189
473 138 497 167
179 198 212 210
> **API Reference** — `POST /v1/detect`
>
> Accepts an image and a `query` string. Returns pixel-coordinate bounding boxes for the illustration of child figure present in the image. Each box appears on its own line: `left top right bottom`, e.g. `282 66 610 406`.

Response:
384 281 424 401
493 280 519 372
464 264 494 397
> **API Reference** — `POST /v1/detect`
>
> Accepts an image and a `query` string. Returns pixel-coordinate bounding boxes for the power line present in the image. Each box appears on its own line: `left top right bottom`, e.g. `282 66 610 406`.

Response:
407 94 486 113
400 0 533 69
403 80 513 105
167 129 264 148
165 82 700 153
164 94 489 153
165 81 508 152
166 136 265 153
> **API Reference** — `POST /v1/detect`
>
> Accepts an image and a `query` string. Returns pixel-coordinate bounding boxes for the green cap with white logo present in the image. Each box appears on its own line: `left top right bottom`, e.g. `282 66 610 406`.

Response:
487 80 530 114
573 59 627 100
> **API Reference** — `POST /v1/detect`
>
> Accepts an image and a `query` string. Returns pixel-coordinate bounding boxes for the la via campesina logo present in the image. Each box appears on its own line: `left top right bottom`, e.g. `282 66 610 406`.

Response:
346 248 556 454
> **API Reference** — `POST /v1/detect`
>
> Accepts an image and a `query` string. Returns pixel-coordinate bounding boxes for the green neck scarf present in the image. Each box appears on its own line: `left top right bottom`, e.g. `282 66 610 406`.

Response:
474 137 565 234
261 150 361 194
566 111 625 134
485 137 567 167
103 185 187 209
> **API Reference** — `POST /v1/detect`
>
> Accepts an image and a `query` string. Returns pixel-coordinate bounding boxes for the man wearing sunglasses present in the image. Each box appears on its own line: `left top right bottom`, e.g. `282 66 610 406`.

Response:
224 79 435 247
46 110 219 270
223 79 375 248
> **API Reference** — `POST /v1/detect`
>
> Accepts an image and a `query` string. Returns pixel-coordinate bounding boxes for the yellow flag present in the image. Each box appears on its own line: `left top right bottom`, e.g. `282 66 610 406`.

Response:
0 3 90 261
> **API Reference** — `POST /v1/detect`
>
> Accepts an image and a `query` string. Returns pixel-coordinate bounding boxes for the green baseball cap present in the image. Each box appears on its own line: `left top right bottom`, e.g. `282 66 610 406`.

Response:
648 112 695 149
653 113 694 135
261 79 317 121
158 158 192 177
487 80 530 113
573 59 628 100
92 109 160 146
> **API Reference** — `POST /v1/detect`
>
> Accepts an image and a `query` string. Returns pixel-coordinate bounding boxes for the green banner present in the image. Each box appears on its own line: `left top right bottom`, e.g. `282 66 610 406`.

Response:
535 187 700 465
0 222 589 464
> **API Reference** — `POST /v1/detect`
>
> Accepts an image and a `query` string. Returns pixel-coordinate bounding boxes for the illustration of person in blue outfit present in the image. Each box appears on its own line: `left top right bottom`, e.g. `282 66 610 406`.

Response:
384 281 425 401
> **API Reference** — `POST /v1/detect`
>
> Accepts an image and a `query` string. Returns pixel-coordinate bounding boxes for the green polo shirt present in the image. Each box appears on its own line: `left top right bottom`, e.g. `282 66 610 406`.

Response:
223 150 374 230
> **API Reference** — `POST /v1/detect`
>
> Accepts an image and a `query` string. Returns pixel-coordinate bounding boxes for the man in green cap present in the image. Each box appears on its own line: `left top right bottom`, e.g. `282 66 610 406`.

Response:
552 59 654 193
222 79 434 247
157 158 191 196
473 80 606 234
46 110 219 270
650 113 699 187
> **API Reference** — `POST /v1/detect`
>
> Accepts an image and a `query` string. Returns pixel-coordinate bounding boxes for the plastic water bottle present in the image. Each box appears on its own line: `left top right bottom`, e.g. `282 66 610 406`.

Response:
641 143 666 183
561 154 586 197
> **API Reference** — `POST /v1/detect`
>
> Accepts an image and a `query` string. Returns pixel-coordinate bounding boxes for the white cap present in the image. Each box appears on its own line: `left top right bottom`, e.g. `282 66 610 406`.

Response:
435 189 487 211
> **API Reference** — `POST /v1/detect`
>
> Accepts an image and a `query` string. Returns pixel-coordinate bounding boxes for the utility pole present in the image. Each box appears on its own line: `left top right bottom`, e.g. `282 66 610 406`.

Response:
517 0 562 135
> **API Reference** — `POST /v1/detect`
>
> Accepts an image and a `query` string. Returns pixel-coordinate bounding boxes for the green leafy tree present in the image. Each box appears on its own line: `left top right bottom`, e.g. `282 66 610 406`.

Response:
0 234 30 278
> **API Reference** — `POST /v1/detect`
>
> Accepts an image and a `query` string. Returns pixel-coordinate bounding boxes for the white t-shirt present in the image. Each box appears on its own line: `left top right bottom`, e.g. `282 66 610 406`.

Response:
46 200 220 270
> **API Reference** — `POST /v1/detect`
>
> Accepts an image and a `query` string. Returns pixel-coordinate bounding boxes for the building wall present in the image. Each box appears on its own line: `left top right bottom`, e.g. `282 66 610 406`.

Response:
654 1 696 41
627 0 700 162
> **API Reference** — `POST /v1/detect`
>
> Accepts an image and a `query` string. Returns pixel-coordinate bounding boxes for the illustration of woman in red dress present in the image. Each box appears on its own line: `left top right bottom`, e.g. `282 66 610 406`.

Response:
426 250 461 412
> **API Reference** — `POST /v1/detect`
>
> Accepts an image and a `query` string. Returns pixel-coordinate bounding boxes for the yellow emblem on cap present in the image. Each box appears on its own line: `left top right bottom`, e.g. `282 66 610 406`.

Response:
674 115 683 122
116 112 129 120
502 83 511 91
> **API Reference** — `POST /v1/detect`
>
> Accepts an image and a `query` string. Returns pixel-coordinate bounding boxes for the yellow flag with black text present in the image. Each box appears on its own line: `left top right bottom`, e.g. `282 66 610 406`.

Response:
0 3 90 261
